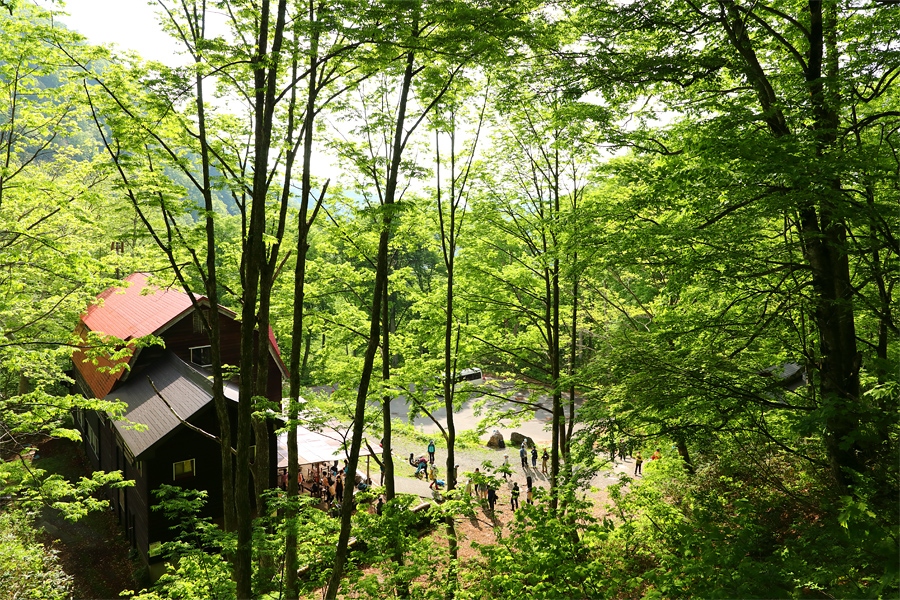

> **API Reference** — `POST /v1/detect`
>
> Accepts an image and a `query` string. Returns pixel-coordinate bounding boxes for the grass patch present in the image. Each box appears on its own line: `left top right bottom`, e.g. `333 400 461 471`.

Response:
390 420 488 450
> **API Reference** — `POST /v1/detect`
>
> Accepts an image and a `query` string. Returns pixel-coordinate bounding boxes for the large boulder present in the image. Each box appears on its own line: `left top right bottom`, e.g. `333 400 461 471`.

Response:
486 430 505 449
509 431 534 449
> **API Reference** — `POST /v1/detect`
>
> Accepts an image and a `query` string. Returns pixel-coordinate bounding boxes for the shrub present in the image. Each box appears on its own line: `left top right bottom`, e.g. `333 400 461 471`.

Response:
0 510 72 600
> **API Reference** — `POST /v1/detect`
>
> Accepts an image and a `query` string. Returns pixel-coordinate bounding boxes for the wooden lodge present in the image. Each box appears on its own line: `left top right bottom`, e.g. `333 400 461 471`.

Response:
70 273 288 577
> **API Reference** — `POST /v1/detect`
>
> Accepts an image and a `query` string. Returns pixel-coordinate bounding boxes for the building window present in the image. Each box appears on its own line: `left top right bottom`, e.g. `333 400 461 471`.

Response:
87 423 99 456
173 458 195 480
189 346 212 368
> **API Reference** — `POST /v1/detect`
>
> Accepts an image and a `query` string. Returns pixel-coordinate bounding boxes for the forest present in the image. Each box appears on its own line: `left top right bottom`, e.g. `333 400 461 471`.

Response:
0 0 897 598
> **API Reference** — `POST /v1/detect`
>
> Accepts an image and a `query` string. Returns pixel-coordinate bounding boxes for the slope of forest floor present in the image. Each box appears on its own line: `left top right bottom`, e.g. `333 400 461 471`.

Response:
347 433 628 593
30 432 630 599
32 437 143 599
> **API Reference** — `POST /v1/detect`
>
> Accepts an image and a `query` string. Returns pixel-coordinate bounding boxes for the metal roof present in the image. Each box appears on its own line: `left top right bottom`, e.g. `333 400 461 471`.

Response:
82 273 194 341
108 352 238 459
275 426 376 468
74 273 289 400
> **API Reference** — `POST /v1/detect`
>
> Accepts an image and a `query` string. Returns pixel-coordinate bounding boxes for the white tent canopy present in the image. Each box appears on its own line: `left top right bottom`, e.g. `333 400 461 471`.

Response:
276 426 376 469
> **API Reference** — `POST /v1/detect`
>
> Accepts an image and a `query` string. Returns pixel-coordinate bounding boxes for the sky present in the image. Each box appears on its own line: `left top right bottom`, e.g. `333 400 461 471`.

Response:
41 0 613 195
51 0 184 65
49 0 352 186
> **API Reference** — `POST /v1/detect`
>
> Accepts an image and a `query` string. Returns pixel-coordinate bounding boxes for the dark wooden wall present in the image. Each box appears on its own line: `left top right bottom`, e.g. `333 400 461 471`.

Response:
162 311 285 402
74 308 286 568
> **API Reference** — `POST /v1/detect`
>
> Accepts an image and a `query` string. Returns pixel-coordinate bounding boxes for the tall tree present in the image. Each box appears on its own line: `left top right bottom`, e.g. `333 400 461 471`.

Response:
323 0 519 593
77 0 364 594
281 0 367 594
567 0 898 496
468 92 599 509
429 84 487 589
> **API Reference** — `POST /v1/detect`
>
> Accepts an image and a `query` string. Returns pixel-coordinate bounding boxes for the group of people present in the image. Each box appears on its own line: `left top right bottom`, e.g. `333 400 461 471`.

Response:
632 448 662 476
464 468 537 512
607 436 638 462
409 453 429 478
601 432 668 477
516 441 550 474
408 450 449 490
418 436 664 509
277 461 355 508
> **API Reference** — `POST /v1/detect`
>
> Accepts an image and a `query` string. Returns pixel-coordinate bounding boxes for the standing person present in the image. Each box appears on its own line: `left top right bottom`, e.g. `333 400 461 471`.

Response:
634 451 644 476
502 454 510 479
465 473 474 496
541 449 549 474
429 464 438 489
531 446 538 468
427 439 436 464
511 482 520 510
520 444 528 469
335 475 344 504
526 476 534 505
487 486 497 512
376 496 384 516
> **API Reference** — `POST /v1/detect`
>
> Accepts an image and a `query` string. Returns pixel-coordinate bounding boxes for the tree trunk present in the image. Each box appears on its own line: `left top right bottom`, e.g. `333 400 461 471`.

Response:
441 125 460 592
325 38 417 600
325 201 390 600
285 2 322 594
300 328 312 382
189 18 237 537
382 272 396 501
566 273 578 463
549 150 562 512
236 3 290 596
720 0 864 492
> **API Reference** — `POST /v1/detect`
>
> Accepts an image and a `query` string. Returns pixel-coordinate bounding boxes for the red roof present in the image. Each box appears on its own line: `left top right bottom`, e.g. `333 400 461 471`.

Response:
81 273 193 340
74 273 288 399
